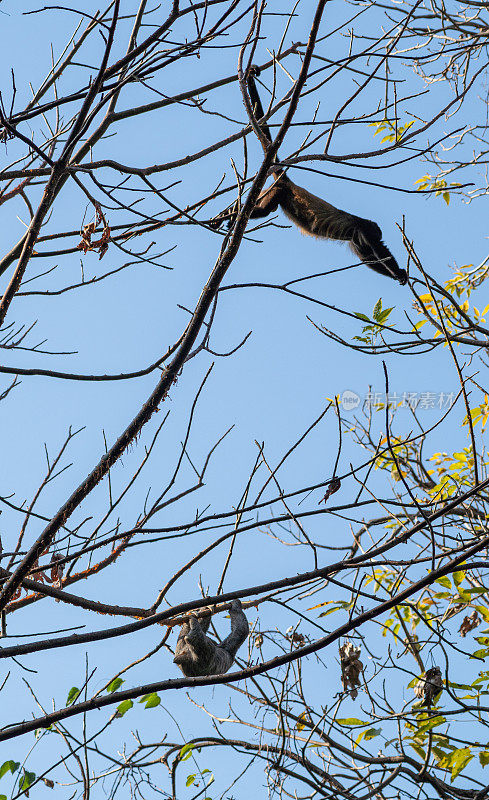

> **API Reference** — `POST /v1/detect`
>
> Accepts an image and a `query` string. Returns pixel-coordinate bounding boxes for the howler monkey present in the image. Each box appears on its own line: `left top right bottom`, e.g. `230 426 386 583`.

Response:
216 66 407 285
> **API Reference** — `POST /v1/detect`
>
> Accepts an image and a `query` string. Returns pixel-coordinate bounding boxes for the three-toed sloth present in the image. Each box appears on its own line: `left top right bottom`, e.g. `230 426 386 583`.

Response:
173 599 249 677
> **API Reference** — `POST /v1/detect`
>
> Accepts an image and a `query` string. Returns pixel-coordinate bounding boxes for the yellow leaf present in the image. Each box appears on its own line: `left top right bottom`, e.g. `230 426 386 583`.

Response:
296 712 309 731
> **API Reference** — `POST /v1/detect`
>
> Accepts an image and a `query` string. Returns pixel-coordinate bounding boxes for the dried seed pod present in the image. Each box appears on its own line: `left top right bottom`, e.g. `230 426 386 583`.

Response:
339 641 363 699
459 610 480 637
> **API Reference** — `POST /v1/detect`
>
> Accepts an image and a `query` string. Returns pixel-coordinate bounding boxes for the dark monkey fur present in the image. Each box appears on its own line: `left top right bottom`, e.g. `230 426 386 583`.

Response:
173 599 249 677
218 66 407 285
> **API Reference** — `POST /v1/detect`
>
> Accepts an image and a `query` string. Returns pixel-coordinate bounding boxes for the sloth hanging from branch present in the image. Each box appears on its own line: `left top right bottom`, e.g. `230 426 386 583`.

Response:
173 599 249 677
214 66 407 286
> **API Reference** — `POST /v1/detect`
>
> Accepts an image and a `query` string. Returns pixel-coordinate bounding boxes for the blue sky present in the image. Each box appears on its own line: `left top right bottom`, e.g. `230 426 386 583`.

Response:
0 0 488 795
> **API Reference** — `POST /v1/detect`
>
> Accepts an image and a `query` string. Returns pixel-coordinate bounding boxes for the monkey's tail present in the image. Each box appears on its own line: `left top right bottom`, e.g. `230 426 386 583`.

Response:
208 66 284 231
247 66 285 182
248 65 273 146
350 228 407 285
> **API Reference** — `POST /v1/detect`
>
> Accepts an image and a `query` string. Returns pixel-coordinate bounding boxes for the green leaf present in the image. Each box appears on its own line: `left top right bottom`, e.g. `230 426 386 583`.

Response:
116 699 133 717
0 761 20 780
0 794 7 800
373 298 382 321
432 733 452 748
20 771 36 793
139 692 161 709
476 605 489 622
443 192 450 205
409 742 426 760
364 727 381 740
355 312 371 322
433 747 451 767
376 307 393 324
179 744 194 762
453 570 465 587
470 648 489 660
186 774 196 787
417 716 446 734
319 606 342 618
336 718 366 727
480 751 489 766
107 677 124 694
450 747 473 781
34 725 53 738
435 576 451 589
66 686 81 706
